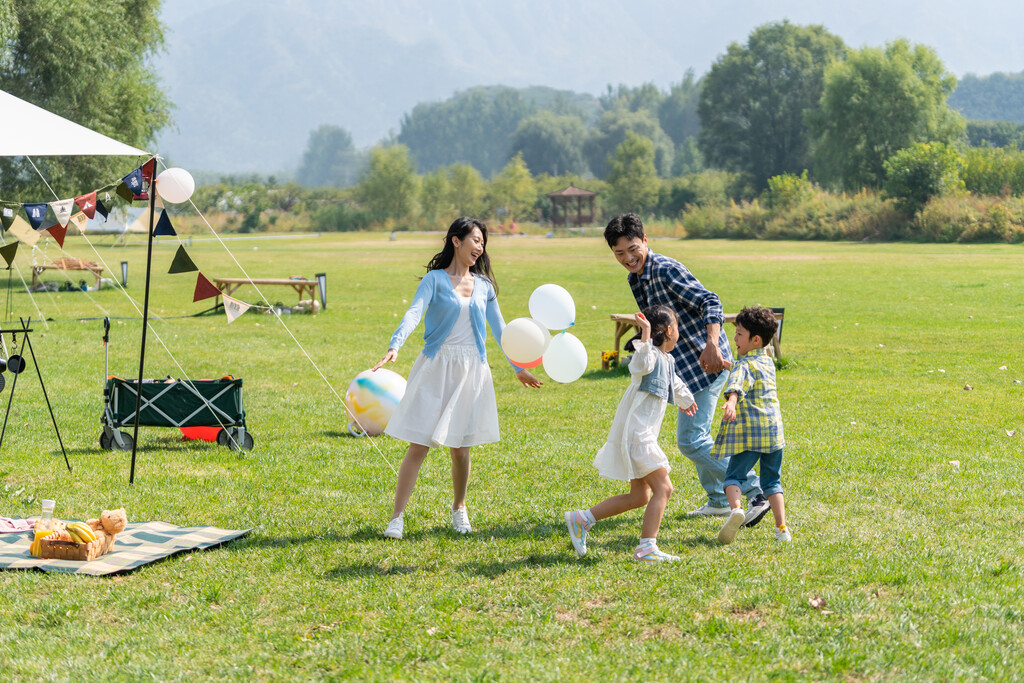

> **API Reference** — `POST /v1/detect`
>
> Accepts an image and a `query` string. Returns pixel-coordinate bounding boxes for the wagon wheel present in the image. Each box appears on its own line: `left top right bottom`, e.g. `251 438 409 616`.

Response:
99 432 111 450
226 428 254 452
216 428 229 446
112 430 134 452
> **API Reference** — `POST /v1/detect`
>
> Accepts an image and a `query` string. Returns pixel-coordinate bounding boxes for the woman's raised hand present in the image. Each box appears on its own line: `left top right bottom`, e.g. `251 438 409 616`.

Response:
372 349 398 371
515 369 543 388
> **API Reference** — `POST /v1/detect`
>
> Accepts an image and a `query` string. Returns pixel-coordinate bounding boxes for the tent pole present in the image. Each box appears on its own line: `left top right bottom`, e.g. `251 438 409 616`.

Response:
129 180 157 484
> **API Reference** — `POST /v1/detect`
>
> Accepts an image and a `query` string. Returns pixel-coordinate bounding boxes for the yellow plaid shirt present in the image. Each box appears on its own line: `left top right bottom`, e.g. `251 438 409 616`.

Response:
711 347 785 458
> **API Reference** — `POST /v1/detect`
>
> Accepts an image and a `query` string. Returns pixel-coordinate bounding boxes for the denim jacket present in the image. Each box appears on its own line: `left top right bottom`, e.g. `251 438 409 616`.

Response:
638 349 677 405
388 269 518 368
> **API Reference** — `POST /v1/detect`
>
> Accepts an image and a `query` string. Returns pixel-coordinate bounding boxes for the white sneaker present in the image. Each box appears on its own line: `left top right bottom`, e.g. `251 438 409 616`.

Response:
718 508 745 545
383 515 403 539
775 527 792 542
634 544 680 562
451 506 472 534
687 503 732 517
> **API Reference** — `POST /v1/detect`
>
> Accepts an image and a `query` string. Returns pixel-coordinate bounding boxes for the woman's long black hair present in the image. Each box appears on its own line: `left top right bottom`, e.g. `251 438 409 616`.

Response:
425 217 498 295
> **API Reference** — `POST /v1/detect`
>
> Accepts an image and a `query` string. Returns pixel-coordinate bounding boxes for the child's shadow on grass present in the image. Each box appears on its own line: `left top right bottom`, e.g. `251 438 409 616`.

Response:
323 562 418 580
459 552 598 577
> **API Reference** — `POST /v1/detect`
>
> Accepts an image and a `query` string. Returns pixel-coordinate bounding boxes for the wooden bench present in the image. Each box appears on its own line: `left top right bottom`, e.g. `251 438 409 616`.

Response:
211 277 318 306
31 257 104 291
610 307 786 359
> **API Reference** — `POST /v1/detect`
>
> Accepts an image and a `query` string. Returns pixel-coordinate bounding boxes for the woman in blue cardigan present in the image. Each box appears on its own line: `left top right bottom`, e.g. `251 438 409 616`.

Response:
373 217 542 539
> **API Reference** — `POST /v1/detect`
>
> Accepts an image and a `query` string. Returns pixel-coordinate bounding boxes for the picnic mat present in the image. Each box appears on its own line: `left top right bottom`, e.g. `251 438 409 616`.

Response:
0 520 251 575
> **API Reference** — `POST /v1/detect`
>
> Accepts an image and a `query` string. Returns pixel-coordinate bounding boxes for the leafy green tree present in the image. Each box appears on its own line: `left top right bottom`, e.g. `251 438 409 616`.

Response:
811 40 966 190
607 132 660 213
965 120 1024 149
419 167 451 226
355 145 419 222
585 109 674 178
487 153 535 221
509 111 588 176
883 142 964 215
0 0 171 198
446 163 487 218
397 87 535 177
658 70 702 146
948 71 1024 125
599 83 665 114
296 125 363 188
698 21 846 189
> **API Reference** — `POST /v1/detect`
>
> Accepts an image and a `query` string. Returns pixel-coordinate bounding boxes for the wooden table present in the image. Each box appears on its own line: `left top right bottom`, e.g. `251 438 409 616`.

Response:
211 277 318 306
610 309 785 359
31 258 104 291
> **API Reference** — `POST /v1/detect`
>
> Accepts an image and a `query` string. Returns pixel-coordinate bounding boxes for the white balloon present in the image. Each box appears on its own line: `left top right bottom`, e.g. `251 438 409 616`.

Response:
500 317 551 364
155 167 196 204
344 368 406 436
542 332 587 383
529 284 576 331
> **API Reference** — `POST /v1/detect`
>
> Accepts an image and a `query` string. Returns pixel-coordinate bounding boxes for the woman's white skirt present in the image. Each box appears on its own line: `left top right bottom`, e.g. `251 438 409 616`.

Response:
384 345 500 448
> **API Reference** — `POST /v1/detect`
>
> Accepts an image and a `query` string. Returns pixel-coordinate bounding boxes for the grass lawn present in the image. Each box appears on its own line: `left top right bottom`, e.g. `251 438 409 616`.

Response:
0 232 1021 680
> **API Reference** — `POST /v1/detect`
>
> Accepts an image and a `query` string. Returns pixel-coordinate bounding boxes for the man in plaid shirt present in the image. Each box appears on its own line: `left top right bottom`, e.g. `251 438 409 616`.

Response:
604 214 768 524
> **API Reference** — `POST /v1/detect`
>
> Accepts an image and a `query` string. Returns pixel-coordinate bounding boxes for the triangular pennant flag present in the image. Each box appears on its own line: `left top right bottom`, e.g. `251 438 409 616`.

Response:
69 212 89 234
168 245 198 274
222 294 251 323
23 203 48 230
193 273 221 302
8 216 40 246
121 167 145 197
95 199 109 221
46 223 67 248
116 182 135 203
49 198 75 228
74 191 98 219
141 157 156 183
152 209 176 237
1 205 17 231
0 241 18 268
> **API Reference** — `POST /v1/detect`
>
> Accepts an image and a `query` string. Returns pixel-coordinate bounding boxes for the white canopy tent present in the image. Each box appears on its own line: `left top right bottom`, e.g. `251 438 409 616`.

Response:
0 89 149 157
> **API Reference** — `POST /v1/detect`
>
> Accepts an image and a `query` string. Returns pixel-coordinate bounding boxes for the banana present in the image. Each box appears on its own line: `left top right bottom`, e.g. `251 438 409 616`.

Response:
67 528 85 544
68 522 96 543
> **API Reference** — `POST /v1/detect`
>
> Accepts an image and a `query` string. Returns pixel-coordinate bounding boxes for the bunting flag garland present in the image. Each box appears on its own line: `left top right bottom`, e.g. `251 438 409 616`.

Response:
23 202 48 230
74 191 98 219
49 198 75 228
152 209 176 237
46 223 67 248
222 294 251 323
0 241 18 268
193 273 221 302
1 206 16 231
68 212 89 234
121 167 145 197
142 157 156 183
168 245 198 274
116 182 135 203
95 199 109 221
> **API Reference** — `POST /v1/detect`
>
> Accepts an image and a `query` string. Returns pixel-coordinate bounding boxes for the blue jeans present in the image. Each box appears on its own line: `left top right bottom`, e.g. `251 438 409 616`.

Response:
676 371 762 507
725 449 784 497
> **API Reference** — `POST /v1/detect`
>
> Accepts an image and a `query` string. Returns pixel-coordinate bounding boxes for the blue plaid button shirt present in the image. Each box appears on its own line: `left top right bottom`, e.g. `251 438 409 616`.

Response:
628 250 732 394
711 347 785 458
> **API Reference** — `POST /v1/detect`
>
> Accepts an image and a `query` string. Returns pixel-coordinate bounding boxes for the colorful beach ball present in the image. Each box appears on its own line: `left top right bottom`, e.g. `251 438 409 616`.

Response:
345 368 406 437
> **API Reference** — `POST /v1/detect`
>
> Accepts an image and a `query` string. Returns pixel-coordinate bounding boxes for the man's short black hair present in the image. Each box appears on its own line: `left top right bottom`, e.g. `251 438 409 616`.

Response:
604 213 645 248
735 306 778 348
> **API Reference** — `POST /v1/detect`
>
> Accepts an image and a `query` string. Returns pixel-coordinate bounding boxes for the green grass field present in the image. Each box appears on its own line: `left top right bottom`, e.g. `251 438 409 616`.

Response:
0 232 1021 681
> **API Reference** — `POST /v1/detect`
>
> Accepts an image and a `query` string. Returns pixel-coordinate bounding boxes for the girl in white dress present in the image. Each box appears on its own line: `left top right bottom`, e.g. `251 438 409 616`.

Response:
374 217 542 540
564 306 696 561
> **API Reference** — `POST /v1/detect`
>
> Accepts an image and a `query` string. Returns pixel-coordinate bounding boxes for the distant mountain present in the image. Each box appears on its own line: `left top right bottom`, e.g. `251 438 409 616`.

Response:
154 0 1024 175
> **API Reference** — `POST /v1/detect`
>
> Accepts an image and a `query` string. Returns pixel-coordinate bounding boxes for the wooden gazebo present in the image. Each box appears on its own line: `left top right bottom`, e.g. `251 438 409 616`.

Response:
547 185 596 227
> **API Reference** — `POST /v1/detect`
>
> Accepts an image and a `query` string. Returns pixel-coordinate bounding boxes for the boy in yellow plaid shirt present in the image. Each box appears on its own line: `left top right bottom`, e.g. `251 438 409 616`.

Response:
713 306 790 544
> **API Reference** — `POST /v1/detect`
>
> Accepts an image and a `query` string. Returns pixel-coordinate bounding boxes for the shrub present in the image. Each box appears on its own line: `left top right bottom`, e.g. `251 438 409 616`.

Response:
883 142 965 215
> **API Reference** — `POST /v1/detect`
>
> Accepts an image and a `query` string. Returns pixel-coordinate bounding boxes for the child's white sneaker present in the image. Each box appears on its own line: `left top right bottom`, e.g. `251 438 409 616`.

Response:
633 543 680 562
775 526 792 542
717 508 745 545
565 510 589 556
686 503 732 517
383 515 403 539
451 506 472 534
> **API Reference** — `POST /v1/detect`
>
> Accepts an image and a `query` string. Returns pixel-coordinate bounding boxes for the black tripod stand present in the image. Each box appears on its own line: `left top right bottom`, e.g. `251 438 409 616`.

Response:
0 317 72 472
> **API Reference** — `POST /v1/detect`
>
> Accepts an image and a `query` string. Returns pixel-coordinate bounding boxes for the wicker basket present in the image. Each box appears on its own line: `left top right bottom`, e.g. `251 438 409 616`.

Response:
41 532 115 561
